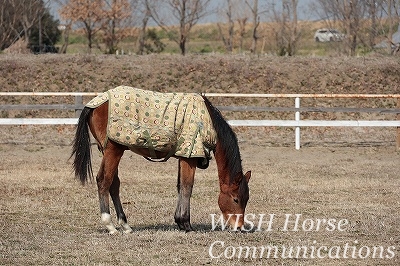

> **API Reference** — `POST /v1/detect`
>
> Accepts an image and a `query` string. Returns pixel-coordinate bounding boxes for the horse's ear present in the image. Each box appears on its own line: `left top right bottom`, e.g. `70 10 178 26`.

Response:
234 171 251 184
244 171 251 183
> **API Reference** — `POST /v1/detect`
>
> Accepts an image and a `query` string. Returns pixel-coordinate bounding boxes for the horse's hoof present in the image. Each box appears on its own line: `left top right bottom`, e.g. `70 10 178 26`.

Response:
119 222 133 234
123 227 133 234
176 223 185 231
108 229 119 235
183 223 194 232
175 216 193 231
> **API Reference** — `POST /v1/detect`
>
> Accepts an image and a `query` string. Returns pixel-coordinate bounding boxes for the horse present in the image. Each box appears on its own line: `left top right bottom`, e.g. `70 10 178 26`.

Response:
70 86 251 233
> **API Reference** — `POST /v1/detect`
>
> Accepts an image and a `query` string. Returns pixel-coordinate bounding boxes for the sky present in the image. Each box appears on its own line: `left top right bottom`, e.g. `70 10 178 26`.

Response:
49 0 317 24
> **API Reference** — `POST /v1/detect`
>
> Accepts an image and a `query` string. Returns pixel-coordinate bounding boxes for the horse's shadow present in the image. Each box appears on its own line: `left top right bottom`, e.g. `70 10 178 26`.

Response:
136 223 213 231
97 223 256 234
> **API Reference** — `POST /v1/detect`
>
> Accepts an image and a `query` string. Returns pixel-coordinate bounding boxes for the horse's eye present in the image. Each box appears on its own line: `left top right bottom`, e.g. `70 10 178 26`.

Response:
233 198 239 204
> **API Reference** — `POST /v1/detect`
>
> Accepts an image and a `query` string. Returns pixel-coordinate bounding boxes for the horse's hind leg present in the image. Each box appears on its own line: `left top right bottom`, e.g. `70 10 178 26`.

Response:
174 158 197 232
109 171 132 233
96 142 125 234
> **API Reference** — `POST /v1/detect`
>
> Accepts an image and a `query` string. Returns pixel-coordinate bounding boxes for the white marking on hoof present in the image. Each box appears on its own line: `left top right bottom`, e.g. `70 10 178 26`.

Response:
106 225 119 235
101 213 118 234
101 213 112 224
119 219 133 234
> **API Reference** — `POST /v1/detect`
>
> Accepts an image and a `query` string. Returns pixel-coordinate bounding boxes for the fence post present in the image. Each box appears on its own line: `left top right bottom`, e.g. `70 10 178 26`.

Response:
75 95 83 118
397 98 400 150
295 97 300 150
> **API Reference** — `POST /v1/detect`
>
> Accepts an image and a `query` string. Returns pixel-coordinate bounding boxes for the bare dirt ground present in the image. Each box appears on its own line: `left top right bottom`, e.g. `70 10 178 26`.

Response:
0 54 399 265
0 143 399 265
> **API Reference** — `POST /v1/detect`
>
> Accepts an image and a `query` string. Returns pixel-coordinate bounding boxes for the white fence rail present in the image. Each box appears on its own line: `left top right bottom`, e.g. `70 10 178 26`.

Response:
1 92 399 149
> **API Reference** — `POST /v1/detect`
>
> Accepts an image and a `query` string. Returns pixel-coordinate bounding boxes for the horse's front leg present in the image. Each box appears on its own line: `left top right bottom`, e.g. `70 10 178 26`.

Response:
97 143 125 234
174 158 197 232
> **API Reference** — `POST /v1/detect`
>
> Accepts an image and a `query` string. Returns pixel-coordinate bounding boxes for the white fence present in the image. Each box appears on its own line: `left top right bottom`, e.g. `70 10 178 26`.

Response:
1 92 399 149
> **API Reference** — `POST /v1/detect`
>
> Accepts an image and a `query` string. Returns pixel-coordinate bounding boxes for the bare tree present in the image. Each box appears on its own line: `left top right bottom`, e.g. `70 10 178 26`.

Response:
0 1 21 50
60 0 104 53
217 0 235 53
378 0 400 54
270 0 300 56
237 17 248 52
0 0 54 51
314 0 369 56
19 0 44 42
344 0 363 55
217 0 251 53
102 0 133 54
137 0 152 54
59 21 72 53
288 0 299 55
55 0 71 53
149 0 211 55
246 0 260 53
366 0 378 48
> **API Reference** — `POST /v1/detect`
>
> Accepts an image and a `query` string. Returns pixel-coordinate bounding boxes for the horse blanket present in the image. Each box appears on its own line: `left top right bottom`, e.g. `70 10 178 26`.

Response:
86 86 217 159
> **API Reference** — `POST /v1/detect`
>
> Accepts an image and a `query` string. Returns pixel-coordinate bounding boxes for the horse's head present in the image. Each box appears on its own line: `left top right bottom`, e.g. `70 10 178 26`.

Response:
218 171 251 230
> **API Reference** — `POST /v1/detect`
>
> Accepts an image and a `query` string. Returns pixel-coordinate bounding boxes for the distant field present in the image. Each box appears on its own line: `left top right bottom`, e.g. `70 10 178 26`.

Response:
62 21 384 56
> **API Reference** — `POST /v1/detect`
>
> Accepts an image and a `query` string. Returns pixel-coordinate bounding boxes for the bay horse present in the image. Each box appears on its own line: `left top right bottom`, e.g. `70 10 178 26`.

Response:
71 87 251 233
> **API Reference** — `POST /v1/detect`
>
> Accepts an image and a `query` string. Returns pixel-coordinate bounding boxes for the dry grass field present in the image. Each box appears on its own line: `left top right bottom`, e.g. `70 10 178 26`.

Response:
1 138 399 265
0 54 399 265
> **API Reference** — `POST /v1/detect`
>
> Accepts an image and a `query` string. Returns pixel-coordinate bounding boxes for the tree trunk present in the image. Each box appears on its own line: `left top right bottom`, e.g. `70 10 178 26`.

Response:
368 0 376 49
179 1 186 55
86 25 93 54
250 0 259 54
237 18 247 53
180 36 186 55
138 13 149 55
288 0 298 56
59 24 70 54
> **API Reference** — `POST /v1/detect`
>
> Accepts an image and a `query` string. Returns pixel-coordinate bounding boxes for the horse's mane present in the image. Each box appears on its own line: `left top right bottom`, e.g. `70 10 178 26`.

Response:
202 96 243 184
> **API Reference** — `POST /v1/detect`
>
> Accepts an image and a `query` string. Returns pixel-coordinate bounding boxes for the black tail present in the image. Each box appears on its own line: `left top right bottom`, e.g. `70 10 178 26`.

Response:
70 107 93 184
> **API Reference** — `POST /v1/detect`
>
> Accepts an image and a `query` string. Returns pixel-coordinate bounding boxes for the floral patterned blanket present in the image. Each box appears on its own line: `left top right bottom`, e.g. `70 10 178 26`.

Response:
86 86 216 159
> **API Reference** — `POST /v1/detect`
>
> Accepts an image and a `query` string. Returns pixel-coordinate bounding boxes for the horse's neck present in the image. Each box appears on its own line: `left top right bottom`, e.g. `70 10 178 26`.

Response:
214 142 232 185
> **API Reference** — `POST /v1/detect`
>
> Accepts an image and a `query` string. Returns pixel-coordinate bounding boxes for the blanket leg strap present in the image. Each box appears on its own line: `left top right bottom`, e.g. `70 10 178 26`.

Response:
142 130 158 159
185 124 202 158
143 136 185 163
